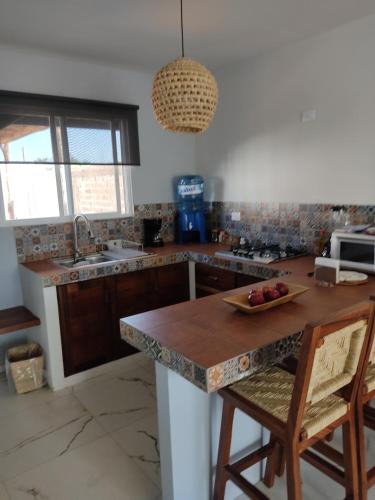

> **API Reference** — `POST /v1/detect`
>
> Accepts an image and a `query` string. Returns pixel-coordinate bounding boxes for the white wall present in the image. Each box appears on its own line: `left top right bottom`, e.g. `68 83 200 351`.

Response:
0 228 22 307
0 227 25 364
196 14 375 205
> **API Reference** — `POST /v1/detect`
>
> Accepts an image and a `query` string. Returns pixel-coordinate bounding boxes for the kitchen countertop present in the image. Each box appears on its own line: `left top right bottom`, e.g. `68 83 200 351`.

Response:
21 242 290 287
121 256 375 392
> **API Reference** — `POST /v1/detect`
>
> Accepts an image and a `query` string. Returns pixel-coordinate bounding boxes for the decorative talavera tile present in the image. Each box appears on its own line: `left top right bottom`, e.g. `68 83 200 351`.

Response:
16 200 374 264
14 203 178 263
205 201 375 254
238 354 251 373
121 314 302 392
25 242 286 289
207 365 225 391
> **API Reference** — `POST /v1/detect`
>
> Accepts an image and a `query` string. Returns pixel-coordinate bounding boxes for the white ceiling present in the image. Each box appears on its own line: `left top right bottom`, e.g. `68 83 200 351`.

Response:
1 0 375 71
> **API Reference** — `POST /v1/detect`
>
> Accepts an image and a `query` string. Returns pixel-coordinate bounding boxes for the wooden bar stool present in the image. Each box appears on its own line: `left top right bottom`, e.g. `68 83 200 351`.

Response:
356 295 375 499
357 349 375 499
213 301 375 500
273 296 375 500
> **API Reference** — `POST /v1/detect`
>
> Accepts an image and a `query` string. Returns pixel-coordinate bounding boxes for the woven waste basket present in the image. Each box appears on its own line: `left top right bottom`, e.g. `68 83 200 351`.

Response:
6 343 44 394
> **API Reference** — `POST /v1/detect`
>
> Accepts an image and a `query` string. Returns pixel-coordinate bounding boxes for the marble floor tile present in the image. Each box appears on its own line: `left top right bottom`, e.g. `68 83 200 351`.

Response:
0 394 105 481
112 413 161 487
0 379 71 420
0 482 10 500
134 352 156 371
113 360 156 398
125 352 153 370
5 436 160 500
73 367 156 433
237 455 375 500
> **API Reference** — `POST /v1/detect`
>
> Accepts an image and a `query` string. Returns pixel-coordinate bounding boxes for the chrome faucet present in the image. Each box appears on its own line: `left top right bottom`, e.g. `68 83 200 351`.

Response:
73 214 94 262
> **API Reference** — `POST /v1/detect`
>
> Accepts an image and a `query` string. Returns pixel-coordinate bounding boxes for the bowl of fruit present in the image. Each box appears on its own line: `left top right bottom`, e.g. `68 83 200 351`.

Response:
222 282 309 314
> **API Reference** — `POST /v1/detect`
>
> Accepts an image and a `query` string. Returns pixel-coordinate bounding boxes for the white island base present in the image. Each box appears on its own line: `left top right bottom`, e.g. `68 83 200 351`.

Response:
156 362 264 500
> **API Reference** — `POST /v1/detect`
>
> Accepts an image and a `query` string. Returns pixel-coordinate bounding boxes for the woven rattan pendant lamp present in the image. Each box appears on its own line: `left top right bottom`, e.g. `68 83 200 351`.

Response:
152 0 218 133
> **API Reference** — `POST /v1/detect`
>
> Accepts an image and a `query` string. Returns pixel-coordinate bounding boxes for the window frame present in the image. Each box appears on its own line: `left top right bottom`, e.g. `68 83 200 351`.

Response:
0 165 134 227
0 91 139 226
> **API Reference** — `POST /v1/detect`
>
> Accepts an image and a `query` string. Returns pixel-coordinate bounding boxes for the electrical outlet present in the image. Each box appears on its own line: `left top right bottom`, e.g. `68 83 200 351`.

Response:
231 211 241 222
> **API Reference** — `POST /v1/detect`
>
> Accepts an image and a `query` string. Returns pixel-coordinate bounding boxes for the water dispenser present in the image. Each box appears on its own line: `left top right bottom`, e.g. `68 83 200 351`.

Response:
176 175 206 244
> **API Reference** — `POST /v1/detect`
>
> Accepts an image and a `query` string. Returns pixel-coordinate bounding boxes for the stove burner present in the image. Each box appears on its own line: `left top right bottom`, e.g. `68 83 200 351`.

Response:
227 240 307 264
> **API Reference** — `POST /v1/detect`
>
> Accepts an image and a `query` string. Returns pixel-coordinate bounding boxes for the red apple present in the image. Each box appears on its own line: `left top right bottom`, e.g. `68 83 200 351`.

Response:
264 288 281 302
276 282 289 296
249 292 266 307
262 286 274 295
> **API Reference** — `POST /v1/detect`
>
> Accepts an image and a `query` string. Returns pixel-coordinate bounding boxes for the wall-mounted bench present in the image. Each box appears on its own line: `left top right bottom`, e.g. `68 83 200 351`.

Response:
0 306 40 335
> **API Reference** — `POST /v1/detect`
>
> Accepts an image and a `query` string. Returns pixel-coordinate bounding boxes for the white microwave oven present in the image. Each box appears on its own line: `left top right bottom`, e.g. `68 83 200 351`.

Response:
331 231 375 273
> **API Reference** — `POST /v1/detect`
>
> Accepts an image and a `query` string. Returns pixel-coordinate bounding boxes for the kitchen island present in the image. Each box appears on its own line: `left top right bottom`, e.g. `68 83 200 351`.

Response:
120 256 375 500
19 242 284 390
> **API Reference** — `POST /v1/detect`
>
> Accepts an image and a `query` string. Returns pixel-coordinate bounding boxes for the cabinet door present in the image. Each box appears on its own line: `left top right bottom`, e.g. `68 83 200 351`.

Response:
195 263 236 297
58 278 112 376
111 270 154 358
154 262 190 308
114 269 154 318
235 273 262 288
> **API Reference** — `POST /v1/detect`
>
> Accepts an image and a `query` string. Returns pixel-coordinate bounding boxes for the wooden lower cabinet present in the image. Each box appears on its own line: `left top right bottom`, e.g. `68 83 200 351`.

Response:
57 262 189 376
110 269 154 361
154 262 190 308
57 278 113 376
195 263 262 297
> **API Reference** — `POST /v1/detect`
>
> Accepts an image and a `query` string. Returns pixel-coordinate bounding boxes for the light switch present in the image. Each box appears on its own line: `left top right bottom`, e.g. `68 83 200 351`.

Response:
231 211 241 221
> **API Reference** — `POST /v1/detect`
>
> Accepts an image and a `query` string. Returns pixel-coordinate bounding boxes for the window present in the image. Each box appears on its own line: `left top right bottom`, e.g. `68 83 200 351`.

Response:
0 91 140 224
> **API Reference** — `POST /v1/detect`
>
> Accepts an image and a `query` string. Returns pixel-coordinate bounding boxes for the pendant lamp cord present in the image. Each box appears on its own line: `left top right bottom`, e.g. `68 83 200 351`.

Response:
180 0 185 57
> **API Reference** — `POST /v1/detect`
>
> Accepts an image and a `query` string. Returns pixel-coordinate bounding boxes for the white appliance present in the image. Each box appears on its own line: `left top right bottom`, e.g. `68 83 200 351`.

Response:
331 230 375 273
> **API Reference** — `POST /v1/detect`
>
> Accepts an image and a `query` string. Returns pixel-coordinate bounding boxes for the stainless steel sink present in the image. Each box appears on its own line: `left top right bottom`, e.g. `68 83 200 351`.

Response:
54 246 153 269
54 253 116 269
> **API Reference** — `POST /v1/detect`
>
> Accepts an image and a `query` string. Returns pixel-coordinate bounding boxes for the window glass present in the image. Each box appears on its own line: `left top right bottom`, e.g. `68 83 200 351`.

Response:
65 118 114 164
0 163 60 220
70 164 118 214
0 92 138 224
0 116 60 220
0 114 53 162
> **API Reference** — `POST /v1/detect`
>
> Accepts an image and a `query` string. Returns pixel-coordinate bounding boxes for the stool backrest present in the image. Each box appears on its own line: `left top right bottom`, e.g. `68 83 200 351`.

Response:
367 295 375 366
288 301 375 442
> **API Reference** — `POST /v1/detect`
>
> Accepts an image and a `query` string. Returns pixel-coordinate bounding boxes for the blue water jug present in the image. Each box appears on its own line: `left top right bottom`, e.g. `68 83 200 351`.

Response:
176 175 206 244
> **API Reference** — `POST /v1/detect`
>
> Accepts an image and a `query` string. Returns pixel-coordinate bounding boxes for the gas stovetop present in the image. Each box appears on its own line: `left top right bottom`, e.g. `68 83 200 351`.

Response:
215 241 307 264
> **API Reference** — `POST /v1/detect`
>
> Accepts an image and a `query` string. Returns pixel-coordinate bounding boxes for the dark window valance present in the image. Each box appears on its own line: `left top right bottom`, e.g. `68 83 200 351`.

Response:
0 90 140 166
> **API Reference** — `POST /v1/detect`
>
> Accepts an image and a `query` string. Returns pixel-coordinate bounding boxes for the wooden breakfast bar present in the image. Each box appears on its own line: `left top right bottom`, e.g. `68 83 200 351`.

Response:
120 256 375 500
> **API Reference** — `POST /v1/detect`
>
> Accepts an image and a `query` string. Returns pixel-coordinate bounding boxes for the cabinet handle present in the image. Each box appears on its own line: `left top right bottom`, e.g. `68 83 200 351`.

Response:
208 275 219 281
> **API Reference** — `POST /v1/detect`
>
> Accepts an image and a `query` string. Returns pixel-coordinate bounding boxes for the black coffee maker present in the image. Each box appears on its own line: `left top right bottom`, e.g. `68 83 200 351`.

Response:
143 218 164 247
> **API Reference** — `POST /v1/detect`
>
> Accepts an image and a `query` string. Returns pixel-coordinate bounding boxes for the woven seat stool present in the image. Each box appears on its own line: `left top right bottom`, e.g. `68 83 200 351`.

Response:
213 301 375 500
355 295 375 499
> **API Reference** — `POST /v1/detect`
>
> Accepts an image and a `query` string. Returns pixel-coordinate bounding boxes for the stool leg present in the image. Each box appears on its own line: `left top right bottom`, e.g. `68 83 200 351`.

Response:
357 402 368 500
326 431 334 442
213 400 235 500
263 434 281 487
342 414 360 500
277 445 286 477
285 442 302 500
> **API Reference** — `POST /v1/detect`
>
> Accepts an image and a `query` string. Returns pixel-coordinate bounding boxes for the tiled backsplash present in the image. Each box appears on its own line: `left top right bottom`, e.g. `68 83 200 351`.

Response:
14 203 176 262
13 201 375 262
205 202 375 254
